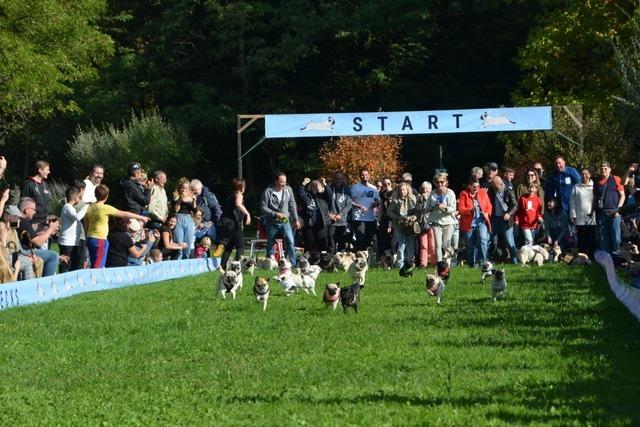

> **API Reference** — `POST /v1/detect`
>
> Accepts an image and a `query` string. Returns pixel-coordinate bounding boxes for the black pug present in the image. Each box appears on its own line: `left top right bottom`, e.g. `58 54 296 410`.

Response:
340 283 364 314
307 252 322 266
399 262 415 278
437 260 450 283
317 252 338 272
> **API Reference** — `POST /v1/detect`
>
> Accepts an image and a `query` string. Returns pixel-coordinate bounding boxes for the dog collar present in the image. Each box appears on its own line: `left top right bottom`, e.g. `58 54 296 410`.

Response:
324 293 339 302
254 286 269 296
279 267 291 275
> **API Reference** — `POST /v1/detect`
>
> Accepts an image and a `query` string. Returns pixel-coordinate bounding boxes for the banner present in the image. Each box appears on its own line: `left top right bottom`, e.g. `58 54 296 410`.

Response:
265 106 552 138
0 258 218 311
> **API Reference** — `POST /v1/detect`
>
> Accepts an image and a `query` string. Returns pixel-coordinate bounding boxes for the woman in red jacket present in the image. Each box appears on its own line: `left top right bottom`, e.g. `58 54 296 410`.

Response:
515 183 543 246
458 177 493 267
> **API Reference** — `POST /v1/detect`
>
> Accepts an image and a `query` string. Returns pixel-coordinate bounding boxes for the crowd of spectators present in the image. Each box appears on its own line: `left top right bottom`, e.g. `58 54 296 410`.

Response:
0 153 638 283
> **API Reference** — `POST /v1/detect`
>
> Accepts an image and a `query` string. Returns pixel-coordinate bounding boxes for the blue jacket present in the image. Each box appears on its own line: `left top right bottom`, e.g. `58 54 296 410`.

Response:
546 166 581 212
196 187 222 223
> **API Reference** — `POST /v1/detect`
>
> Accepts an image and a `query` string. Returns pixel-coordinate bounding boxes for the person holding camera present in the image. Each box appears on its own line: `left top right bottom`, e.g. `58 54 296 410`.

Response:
16 197 59 277
172 177 197 259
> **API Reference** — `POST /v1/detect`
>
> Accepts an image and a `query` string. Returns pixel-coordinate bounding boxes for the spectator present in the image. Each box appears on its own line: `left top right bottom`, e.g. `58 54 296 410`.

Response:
82 163 104 203
416 181 437 267
191 179 222 237
147 249 163 264
480 162 498 190
458 177 492 267
328 172 352 253
21 160 52 231
85 184 148 268
622 162 640 207
515 183 544 246
193 207 215 243
547 155 581 212
58 186 89 273
106 217 155 267
172 177 197 259
501 166 516 193
147 170 169 229
259 172 300 266
387 182 418 268
217 178 251 268
424 172 457 262
543 198 570 250
120 162 150 214
470 167 483 181
489 176 518 264
533 161 548 189
298 177 333 253
16 197 59 276
516 168 546 207
570 166 596 258
377 178 394 257
349 169 379 251
157 214 187 260
400 172 419 196
593 161 625 254
195 236 212 258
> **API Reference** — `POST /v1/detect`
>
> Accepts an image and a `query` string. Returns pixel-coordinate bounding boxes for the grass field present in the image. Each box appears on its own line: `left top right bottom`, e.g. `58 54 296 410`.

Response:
1 263 639 426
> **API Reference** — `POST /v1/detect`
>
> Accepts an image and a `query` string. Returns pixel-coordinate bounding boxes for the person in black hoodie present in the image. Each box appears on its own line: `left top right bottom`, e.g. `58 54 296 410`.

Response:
328 172 352 252
298 177 333 253
488 176 518 264
120 162 150 214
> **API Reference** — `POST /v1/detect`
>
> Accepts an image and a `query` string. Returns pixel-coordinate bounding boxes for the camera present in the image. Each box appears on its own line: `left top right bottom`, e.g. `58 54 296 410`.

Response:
3 214 20 229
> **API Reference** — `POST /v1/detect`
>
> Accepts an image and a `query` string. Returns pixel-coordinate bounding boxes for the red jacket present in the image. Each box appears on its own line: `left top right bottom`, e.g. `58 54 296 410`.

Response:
458 188 492 233
515 194 543 229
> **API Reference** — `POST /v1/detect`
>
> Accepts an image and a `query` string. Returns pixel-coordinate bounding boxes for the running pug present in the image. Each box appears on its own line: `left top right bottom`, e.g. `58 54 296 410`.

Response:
491 268 507 302
323 282 341 310
425 273 445 304
340 283 364 314
348 256 369 286
253 276 270 311
217 268 242 300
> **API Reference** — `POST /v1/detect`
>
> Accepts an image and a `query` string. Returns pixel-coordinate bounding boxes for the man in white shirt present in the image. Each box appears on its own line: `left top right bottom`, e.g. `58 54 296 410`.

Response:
350 169 379 251
82 164 105 203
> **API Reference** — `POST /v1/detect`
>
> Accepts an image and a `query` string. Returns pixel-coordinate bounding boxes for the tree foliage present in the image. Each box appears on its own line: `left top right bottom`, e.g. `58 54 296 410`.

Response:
318 135 405 184
0 0 113 137
67 110 197 188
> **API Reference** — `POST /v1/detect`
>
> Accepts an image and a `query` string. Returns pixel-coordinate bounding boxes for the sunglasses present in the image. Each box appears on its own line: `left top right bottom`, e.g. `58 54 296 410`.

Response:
436 181 446 184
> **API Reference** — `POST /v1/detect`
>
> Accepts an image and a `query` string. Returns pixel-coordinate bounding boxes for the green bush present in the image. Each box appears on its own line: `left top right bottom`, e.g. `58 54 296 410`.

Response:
67 110 198 188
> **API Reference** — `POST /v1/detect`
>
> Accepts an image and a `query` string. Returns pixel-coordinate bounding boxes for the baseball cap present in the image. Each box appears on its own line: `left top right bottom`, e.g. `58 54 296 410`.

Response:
401 172 413 182
600 161 611 168
486 162 499 170
128 162 142 175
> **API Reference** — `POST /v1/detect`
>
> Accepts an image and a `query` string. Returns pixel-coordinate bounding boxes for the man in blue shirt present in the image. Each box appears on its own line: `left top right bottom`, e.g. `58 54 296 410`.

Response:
547 155 581 213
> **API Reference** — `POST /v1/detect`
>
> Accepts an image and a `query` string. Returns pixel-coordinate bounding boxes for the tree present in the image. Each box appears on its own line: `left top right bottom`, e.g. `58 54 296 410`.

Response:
318 135 405 184
0 0 113 138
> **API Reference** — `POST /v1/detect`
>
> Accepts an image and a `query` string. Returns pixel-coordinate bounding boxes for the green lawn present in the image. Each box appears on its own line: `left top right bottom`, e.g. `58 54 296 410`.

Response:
0 264 639 426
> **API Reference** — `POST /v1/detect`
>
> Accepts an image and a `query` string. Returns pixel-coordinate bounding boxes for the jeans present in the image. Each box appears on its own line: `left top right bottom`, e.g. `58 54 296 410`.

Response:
491 216 517 263
265 220 297 266
465 222 490 268
432 223 454 262
596 212 622 253
173 213 195 259
33 248 59 277
520 228 538 246
393 228 415 268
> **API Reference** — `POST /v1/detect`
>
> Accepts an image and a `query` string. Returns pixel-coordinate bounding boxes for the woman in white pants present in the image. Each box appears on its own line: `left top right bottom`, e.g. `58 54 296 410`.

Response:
425 172 458 262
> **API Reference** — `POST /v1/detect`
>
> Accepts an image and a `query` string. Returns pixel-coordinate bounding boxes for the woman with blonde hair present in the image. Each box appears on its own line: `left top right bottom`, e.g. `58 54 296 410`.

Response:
172 177 196 259
416 181 437 267
387 182 418 269
424 172 458 262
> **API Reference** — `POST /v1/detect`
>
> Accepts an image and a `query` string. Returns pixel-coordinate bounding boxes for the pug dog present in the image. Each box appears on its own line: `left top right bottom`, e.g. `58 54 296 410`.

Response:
323 282 341 310
271 274 298 296
491 268 507 302
297 255 322 280
425 273 445 304
516 245 549 266
399 262 415 277
217 268 241 300
333 251 356 272
437 260 450 283
481 260 494 281
253 277 270 311
318 252 338 272
240 256 256 276
561 250 592 266
348 256 369 286
340 283 364 314
379 250 396 270
278 258 292 275
257 256 278 270
355 250 369 262
228 260 243 290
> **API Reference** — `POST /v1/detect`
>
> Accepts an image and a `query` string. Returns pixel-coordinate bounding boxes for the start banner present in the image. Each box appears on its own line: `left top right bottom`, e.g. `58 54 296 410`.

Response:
265 106 552 138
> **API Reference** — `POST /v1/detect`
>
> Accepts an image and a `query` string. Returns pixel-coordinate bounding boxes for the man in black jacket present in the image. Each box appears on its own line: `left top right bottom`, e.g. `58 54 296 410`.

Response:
21 160 52 229
120 162 150 214
488 176 518 264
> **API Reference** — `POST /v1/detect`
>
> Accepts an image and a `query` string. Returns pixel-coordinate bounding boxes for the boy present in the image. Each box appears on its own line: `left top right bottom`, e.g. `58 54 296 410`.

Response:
85 184 149 268
59 186 89 272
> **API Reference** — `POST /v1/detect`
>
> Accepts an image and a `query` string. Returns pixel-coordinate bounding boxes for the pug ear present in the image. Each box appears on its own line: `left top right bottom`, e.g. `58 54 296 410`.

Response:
336 282 340 286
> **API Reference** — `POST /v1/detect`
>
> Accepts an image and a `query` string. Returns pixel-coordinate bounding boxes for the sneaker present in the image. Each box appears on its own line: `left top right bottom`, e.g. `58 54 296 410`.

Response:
212 244 225 257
